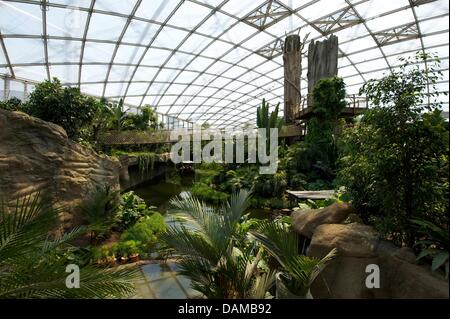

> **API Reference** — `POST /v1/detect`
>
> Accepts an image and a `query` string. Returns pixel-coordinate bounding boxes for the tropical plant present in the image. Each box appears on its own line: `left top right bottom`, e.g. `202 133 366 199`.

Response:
115 191 151 229
337 52 449 246
0 97 23 112
411 218 449 279
304 76 347 178
0 193 139 298
24 78 98 140
120 213 166 257
110 99 128 132
250 221 337 298
79 185 120 241
256 98 284 131
162 189 275 299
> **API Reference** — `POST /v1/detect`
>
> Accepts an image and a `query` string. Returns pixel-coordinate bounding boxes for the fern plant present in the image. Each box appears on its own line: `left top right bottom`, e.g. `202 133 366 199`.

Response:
0 193 139 299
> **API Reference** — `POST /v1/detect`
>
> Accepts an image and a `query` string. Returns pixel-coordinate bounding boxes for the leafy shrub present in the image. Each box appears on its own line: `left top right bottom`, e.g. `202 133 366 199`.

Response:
337 52 449 246
25 78 99 140
412 219 449 278
120 213 166 257
191 182 230 204
0 97 23 111
116 191 152 229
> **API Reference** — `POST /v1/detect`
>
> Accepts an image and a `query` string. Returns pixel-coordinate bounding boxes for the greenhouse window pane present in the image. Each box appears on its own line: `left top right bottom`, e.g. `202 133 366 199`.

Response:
167 1 212 29
50 64 79 83
82 41 115 63
114 44 146 65
153 26 189 50
14 65 47 82
4 38 44 64
133 66 159 81
0 1 42 35
104 82 126 97
122 19 158 45
141 48 172 65
47 40 81 63
196 12 235 38
134 0 181 23
50 0 92 8
46 7 87 38
109 65 134 82
94 0 138 15
178 33 212 55
80 64 109 82
86 13 127 41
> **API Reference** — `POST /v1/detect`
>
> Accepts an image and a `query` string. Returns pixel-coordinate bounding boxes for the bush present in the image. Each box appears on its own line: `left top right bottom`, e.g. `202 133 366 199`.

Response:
25 78 99 140
115 191 154 229
0 97 23 112
337 52 449 247
120 213 166 257
191 182 230 204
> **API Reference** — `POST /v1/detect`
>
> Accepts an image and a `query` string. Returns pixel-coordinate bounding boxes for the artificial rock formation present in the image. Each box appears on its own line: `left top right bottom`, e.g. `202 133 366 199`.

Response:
307 35 338 106
291 202 356 238
291 203 449 299
0 109 121 231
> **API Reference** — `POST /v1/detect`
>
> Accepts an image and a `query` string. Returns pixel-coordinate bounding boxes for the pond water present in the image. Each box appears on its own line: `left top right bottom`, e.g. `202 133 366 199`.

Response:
131 167 271 219
132 169 195 214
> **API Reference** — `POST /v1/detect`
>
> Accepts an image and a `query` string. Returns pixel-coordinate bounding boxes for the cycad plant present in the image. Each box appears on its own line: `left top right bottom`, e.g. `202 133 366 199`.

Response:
79 185 120 242
250 221 337 298
0 193 139 298
162 189 275 299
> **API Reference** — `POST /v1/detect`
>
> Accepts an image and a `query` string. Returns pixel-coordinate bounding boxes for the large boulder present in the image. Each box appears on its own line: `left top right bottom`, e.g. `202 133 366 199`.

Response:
307 222 449 299
291 202 356 238
0 109 120 231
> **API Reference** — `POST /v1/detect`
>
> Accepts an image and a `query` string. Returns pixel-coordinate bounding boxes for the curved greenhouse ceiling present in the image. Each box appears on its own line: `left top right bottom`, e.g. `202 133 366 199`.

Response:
0 0 448 129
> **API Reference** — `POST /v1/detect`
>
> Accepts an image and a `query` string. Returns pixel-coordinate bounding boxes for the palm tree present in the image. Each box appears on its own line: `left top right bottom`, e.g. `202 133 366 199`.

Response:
162 189 275 299
250 221 337 298
0 193 139 299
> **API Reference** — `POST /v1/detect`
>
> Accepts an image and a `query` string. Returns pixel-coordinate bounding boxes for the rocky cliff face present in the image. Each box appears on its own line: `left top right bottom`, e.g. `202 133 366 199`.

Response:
0 109 121 231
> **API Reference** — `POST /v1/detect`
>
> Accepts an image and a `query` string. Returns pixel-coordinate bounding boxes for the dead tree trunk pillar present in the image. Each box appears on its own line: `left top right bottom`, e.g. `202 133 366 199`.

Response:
307 35 339 107
283 35 302 124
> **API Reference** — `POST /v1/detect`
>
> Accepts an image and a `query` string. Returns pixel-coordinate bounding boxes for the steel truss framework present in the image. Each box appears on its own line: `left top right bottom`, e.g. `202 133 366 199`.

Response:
0 0 448 129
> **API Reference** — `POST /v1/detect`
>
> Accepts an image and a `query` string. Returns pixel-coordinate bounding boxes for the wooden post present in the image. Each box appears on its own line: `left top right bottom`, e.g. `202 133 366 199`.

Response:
283 34 302 124
307 35 338 107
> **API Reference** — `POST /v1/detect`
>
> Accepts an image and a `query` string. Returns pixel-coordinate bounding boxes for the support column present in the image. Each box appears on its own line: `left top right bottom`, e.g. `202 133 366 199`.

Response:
307 35 338 107
283 34 302 124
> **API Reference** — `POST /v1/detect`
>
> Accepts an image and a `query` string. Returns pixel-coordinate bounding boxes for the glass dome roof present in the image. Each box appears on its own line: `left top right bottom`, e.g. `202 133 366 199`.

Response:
0 0 448 128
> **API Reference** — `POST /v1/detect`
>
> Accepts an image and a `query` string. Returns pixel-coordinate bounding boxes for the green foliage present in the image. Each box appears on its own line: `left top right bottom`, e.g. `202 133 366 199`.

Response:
119 213 166 257
115 191 151 229
411 218 449 278
256 98 284 130
0 193 139 298
337 52 449 246
162 189 275 299
304 76 347 179
191 182 230 204
250 221 337 296
0 97 23 112
25 78 99 140
79 185 120 241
